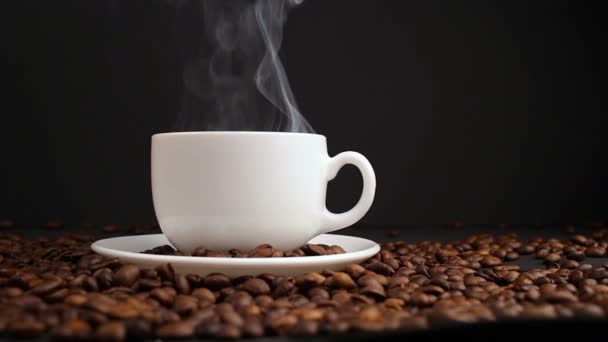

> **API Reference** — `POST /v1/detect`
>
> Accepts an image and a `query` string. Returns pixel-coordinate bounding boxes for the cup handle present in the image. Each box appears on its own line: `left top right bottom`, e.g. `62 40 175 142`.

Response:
320 151 376 234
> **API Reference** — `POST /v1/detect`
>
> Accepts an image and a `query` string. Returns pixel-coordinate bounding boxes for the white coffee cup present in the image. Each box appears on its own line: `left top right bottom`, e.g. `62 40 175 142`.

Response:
151 132 376 254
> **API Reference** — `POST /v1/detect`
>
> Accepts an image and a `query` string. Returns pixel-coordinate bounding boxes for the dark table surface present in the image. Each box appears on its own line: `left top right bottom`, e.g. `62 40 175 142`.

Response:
1 223 607 341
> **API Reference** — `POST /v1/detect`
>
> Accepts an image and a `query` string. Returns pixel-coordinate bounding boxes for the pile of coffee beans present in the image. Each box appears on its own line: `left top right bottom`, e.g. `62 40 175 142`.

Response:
1 226 607 341
143 243 347 258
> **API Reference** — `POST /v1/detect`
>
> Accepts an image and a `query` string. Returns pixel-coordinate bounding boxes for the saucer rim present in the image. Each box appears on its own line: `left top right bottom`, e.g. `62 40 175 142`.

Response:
91 234 380 265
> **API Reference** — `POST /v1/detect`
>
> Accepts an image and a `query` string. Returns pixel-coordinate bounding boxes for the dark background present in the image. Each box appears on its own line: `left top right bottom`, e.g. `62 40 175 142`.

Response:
1 0 606 227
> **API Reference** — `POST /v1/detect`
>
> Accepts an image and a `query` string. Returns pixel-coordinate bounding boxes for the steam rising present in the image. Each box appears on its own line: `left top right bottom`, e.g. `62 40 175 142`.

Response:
173 0 313 133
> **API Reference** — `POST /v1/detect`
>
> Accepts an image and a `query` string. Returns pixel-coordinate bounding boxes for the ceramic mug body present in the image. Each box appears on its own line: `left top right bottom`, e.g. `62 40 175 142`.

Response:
151 132 375 253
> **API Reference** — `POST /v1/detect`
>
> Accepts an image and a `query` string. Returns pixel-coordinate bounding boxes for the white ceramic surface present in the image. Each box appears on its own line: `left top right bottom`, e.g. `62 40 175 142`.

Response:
91 234 380 277
152 132 376 253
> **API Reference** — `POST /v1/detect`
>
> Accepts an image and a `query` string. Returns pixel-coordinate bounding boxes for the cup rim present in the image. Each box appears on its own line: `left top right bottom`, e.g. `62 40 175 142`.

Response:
152 131 324 139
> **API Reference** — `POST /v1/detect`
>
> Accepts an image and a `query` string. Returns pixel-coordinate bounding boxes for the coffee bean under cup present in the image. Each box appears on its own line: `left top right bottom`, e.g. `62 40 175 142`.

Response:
2 226 608 340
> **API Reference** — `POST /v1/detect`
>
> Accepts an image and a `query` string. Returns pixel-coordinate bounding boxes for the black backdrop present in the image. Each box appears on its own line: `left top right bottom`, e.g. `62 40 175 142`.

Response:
1 0 606 226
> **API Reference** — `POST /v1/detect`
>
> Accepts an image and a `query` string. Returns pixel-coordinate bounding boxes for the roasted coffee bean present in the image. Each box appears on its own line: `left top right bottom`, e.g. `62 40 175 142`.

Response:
569 303 605 318
191 246 208 256
415 263 431 278
173 295 198 316
330 245 346 254
545 253 562 264
464 275 487 287
221 310 244 327
182 274 201 287
242 317 264 337
491 248 508 259
571 235 589 246
352 306 384 331
295 272 326 288
271 250 285 257
586 246 606 257
1 286 23 297
480 255 502 267
505 251 520 261
123 318 151 337
157 309 181 324
561 259 579 269
498 271 520 284
290 319 319 336
6 320 47 337
175 274 191 295
156 320 196 338
64 293 87 307
142 245 177 255
475 269 497 281
429 277 450 290
359 274 387 290
95 268 114 289
534 276 551 286
293 307 323 321
155 263 175 282
242 278 270 296
191 287 216 304
51 319 91 339
30 277 63 295
151 287 177 307
366 262 395 276
273 279 296 297
386 276 408 289
10 271 37 288
248 244 274 257
518 245 536 255
589 269 608 280
542 289 578 303
197 322 236 339
325 272 356 289
226 291 253 309
94 321 126 341
420 285 445 295
285 249 305 257
383 258 401 270
203 274 232 290
268 312 298 334
382 298 404 310
140 269 158 279
230 249 248 257
220 287 236 300
90 258 121 271
307 287 330 301
114 264 139 287
46 288 69 302
536 249 550 259
108 303 138 320
361 284 386 300
137 278 161 290
411 292 437 306
302 244 327 256
520 304 557 319
332 291 352 304
567 250 586 261
84 294 117 315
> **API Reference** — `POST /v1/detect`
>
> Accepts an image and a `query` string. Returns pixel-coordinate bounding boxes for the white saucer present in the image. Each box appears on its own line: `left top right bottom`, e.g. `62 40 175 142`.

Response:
91 234 380 277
